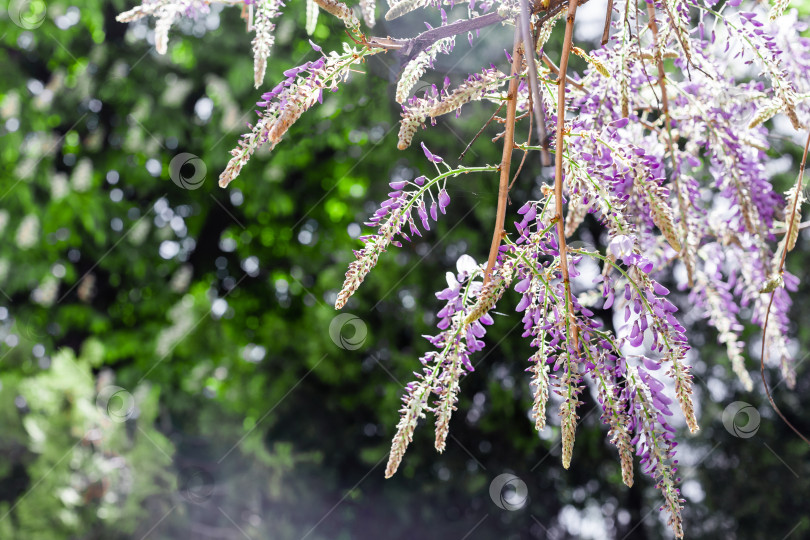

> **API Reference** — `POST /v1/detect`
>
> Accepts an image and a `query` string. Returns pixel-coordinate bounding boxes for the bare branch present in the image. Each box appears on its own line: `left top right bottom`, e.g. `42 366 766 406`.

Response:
484 31 523 287
519 0 552 166
458 102 504 161
601 0 614 45
367 0 589 65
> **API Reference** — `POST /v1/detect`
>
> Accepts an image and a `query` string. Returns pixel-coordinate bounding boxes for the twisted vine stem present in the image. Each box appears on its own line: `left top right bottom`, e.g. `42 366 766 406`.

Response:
760 130 810 447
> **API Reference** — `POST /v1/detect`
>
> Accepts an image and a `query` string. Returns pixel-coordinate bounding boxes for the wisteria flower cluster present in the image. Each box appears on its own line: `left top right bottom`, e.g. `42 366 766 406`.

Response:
117 0 810 535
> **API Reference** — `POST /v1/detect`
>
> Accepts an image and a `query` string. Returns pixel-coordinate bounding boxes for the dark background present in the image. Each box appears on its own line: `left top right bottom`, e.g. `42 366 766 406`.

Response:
1 0 809 538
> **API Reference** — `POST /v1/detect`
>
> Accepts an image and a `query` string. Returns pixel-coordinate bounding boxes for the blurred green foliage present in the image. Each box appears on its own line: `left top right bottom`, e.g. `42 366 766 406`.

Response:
1 0 809 539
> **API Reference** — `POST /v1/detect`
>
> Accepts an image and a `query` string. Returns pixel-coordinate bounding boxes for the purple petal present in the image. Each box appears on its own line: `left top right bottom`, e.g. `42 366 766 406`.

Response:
514 277 531 293
390 180 408 190
516 294 531 312
438 189 450 213
652 282 669 296
642 357 661 371
421 142 443 163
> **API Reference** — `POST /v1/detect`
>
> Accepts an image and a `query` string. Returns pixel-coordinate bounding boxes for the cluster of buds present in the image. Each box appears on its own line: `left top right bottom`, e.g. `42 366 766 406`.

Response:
220 43 377 188
398 67 507 150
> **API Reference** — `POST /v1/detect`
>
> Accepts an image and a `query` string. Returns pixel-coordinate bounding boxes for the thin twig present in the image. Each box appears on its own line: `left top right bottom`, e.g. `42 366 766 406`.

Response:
484 32 523 287
640 118 664 133
541 53 560 73
519 0 552 166
509 99 533 193
541 54 586 91
554 0 580 350
760 130 810 447
366 12 504 57
496 111 530 123
368 0 584 65
459 103 504 160
646 3 694 286
601 0 615 45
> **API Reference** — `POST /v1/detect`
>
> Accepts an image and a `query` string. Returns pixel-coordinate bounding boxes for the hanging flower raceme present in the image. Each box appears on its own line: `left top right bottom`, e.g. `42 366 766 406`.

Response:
397 67 508 150
386 255 500 477
250 0 286 88
335 159 499 309
501 197 690 532
220 44 379 188
115 0 222 54
395 36 455 104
